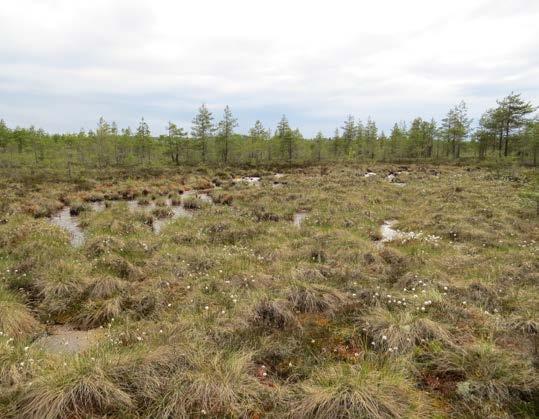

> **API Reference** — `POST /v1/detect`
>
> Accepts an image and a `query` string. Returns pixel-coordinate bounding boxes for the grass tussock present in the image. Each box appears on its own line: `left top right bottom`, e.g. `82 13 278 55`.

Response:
287 362 428 418
361 307 453 353
0 287 42 340
416 342 538 415
182 195 208 210
148 351 271 417
287 282 351 316
16 352 133 419
251 299 300 331
76 296 123 329
85 276 125 300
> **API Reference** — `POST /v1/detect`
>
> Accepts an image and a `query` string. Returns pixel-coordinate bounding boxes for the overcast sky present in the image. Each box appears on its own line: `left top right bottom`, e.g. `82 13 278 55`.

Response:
1 0 538 136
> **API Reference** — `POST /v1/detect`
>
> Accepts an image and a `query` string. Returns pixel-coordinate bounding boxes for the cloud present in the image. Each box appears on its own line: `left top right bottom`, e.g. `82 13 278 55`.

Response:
1 0 538 136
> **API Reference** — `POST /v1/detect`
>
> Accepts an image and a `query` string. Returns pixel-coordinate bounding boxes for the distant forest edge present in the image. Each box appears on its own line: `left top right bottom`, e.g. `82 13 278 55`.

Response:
1 92 538 170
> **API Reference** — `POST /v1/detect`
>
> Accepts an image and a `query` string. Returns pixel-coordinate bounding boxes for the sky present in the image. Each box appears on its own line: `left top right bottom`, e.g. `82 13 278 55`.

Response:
1 0 538 137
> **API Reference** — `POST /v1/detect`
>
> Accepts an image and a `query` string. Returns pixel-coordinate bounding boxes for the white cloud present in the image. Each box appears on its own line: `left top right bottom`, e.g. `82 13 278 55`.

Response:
1 0 538 135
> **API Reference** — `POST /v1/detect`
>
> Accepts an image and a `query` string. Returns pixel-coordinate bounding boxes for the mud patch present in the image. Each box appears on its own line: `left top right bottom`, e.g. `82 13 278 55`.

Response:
34 326 103 355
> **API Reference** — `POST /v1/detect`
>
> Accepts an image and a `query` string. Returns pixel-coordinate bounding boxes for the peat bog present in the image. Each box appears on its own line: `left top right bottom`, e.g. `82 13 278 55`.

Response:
0 164 537 418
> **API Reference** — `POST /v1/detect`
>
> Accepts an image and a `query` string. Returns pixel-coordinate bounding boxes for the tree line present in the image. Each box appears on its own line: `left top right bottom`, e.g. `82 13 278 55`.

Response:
0 93 537 169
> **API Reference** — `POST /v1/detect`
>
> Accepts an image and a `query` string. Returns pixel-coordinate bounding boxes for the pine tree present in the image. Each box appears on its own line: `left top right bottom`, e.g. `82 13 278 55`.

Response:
191 104 214 163
354 119 365 159
408 117 435 158
378 131 388 160
248 120 268 163
332 128 340 159
341 115 355 157
276 115 290 138
217 105 238 164
476 110 499 159
249 120 268 140
440 101 472 159
0 119 10 153
277 115 295 165
364 118 377 159
166 121 188 165
313 131 324 162
494 93 536 157
136 117 151 165
95 117 111 167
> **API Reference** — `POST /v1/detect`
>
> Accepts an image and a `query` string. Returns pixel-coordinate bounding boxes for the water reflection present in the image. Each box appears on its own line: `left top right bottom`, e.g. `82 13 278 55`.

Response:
50 207 85 247
293 211 308 227
49 192 214 244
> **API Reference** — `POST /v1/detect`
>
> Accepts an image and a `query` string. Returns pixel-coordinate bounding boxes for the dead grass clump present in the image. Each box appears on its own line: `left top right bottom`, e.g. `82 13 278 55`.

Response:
122 293 160 319
428 298 474 325
379 248 407 267
467 282 499 311
120 189 138 200
253 208 280 222
369 230 382 241
178 248 216 271
0 338 30 388
137 196 151 206
169 195 182 206
287 362 425 418
151 207 173 219
308 248 327 263
85 191 105 202
148 351 270 417
416 342 538 416
292 266 327 282
0 287 42 339
192 179 213 190
133 211 154 227
211 191 234 205
506 314 538 335
90 206 148 235
16 352 133 418
363 252 376 264
69 202 90 216
154 197 168 207
251 299 299 331
110 344 189 407
24 199 64 218
170 230 196 245
287 283 350 316
183 195 209 210
361 308 452 352
84 235 125 258
85 276 125 300
0 216 72 275
98 254 144 281
76 296 123 329
36 260 89 319
379 248 409 283
204 220 260 244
